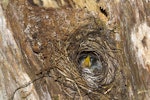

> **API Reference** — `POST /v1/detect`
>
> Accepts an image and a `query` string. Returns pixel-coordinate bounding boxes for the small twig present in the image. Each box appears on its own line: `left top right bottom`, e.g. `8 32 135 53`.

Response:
11 74 50 100
74 82 82 100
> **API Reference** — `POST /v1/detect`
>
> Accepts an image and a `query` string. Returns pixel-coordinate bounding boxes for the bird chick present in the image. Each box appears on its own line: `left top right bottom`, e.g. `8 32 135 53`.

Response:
82 55 91 68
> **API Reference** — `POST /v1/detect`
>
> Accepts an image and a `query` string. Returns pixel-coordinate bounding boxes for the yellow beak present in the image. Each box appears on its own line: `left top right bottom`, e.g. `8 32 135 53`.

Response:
82 55 91 68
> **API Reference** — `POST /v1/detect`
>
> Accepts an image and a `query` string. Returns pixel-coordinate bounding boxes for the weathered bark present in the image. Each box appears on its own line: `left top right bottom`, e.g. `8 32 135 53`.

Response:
0 0 150 100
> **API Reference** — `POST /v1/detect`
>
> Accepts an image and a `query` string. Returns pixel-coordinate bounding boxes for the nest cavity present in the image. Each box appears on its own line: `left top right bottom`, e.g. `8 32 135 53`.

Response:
67 24 118 92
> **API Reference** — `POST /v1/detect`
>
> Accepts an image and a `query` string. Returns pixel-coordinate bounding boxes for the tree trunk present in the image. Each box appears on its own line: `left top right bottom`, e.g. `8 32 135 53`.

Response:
0 0 150 100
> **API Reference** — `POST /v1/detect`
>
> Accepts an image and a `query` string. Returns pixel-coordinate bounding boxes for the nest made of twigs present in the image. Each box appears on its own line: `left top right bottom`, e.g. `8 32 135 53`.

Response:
52 24 118 99
32 21 120 99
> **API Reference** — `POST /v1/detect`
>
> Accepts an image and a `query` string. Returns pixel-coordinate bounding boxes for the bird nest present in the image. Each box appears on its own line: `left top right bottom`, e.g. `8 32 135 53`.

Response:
32 22 120 99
